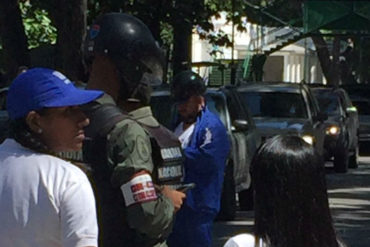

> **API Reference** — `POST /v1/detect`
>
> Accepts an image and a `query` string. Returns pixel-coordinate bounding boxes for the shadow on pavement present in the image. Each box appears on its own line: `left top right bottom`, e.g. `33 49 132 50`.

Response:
326 158 370 247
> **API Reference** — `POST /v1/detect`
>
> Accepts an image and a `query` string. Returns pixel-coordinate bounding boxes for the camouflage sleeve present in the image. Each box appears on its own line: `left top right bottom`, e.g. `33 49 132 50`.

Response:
107 119 174 240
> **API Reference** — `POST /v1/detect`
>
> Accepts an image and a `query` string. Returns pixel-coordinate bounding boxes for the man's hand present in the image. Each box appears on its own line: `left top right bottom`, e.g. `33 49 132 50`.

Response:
161 186 186 212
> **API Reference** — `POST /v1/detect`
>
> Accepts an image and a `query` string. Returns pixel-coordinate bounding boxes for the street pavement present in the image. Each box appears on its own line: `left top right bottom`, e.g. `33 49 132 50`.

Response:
212 156 370 247
327 156 370 247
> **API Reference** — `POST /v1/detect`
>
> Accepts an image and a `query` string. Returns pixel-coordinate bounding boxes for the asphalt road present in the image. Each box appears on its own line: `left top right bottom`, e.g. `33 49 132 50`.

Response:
212 156 370 247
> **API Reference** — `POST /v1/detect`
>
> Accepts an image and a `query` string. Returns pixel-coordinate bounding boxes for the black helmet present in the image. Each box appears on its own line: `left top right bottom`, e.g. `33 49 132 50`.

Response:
171 70 206 102
85 13 164 103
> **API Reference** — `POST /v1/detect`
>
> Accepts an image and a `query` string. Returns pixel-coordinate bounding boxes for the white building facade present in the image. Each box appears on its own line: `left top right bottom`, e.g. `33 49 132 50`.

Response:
191 13 325 84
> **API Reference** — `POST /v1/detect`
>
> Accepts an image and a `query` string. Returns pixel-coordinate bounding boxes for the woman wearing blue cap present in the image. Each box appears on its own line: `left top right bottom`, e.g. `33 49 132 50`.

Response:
0 68 103 247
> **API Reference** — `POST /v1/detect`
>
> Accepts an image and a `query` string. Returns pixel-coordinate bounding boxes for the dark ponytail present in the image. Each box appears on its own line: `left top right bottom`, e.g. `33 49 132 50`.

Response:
9 118 51 155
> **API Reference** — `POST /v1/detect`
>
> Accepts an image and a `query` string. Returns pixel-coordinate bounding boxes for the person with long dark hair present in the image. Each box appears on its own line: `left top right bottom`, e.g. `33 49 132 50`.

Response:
0 68 103 247
224 135 346 247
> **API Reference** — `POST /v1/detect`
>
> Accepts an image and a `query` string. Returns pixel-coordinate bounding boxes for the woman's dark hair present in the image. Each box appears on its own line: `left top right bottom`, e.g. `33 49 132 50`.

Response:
9 117 50 154
252 135 339 247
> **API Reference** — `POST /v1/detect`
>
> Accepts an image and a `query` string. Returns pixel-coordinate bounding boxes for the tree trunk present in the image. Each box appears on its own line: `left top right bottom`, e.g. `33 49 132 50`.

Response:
172 20 192 76
0 0 30 83
311 35 332 84
49 0 87 81
311 35 342 86
331 36 340 87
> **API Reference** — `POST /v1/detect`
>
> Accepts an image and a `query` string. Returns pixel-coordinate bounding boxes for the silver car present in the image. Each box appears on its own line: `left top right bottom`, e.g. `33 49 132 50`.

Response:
236 82 327 157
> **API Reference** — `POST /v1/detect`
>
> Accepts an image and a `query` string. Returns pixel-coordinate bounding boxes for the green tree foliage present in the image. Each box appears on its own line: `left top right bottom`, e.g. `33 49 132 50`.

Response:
243 0 370 84
20 1 56 49
1 0 368 84
82 0 251 75
0 0 29 82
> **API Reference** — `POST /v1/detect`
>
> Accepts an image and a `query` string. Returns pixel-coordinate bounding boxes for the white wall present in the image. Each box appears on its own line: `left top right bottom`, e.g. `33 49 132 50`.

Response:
191 15 325 84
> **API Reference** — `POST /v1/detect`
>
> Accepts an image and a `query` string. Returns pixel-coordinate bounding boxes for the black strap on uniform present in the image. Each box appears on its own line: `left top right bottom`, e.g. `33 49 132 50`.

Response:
84 103 129 139
82 103 137 247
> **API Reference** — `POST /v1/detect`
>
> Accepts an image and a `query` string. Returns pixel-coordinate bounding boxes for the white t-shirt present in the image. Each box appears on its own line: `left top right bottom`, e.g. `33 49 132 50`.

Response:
0 139 98 247
174 122 195 148
224 233 346 247
224 233 264 247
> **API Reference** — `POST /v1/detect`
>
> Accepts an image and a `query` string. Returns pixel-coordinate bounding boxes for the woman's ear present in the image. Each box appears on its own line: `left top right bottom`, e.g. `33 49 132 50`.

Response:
25 111 43 134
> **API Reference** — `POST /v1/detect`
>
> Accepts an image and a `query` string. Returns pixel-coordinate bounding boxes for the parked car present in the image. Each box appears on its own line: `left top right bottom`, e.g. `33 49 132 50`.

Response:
235 82 327 158
150 85 261 220
341 84 370 152
350 97 370 146
311 86 359 172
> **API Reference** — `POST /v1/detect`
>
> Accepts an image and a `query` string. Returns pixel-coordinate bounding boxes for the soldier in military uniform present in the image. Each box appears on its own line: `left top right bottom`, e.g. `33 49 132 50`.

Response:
82 13 186 247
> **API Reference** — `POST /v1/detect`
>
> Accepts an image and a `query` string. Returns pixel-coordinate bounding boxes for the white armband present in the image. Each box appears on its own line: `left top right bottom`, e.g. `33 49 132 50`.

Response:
120 173 157 207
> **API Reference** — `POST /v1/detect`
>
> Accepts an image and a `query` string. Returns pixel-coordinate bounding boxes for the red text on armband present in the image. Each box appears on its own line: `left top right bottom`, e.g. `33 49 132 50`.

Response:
121 173 157 207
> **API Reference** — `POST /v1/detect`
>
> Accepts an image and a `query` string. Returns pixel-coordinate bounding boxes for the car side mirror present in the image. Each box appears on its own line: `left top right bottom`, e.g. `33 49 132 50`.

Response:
232 119 249 131
314 112 328 122
346 106 357 114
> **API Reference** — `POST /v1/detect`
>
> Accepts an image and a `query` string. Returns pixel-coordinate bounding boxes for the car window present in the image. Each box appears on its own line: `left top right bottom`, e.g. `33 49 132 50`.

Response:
223 89 253 125
314 94 341 116
239 91 308 119
150 95 175 129
205 93 227 126
304 88 320 118
342 90 354 108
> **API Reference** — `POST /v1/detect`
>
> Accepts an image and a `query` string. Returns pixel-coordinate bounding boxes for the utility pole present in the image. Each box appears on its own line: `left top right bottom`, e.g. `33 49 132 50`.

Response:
230 0 236 85
304 37 309 83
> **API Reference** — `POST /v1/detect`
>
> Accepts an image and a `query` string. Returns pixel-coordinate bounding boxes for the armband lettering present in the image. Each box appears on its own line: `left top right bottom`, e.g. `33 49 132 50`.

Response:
121 173 157 207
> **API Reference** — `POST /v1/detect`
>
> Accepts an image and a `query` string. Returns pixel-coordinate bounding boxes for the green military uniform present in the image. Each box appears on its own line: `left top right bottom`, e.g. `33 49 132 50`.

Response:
83 94 174 247
128 107 184 189
128 106 159 129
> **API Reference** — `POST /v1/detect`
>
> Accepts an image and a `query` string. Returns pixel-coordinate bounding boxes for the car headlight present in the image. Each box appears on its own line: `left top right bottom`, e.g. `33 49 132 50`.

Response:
326 125 340 135
302 135 314 145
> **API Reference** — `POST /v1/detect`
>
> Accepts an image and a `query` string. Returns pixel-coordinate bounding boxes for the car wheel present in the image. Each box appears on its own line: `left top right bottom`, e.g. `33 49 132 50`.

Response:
216 161 236 221
333 147 349 173
238 183 254 211
349 144 359 169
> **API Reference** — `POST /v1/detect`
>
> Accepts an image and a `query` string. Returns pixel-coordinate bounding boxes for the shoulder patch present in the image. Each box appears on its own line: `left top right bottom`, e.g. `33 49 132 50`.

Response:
136 135 150 162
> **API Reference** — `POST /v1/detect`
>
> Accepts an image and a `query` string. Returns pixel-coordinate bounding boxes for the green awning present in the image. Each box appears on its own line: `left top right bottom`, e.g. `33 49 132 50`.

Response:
303 1 370 33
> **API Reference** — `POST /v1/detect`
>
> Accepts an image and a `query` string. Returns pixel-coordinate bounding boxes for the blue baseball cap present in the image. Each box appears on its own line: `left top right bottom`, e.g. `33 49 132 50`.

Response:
7 67 103 120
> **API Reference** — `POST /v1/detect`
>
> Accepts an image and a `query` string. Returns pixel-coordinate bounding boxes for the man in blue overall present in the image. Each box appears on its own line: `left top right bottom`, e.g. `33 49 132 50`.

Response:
167 70 230 247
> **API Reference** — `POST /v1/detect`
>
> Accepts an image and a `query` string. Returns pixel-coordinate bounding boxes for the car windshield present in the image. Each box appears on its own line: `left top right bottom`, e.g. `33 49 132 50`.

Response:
239 91 307 118
205 93 227 126
150 92 227 129
314 93 341 116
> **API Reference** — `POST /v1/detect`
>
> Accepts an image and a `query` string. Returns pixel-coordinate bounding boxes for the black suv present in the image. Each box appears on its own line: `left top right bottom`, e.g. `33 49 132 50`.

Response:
150 85 261 220
235 82 327 157
311 86 359 172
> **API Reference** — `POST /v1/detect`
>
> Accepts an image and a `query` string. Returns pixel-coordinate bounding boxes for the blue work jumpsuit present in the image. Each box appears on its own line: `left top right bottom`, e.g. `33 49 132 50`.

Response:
168 106 230 247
